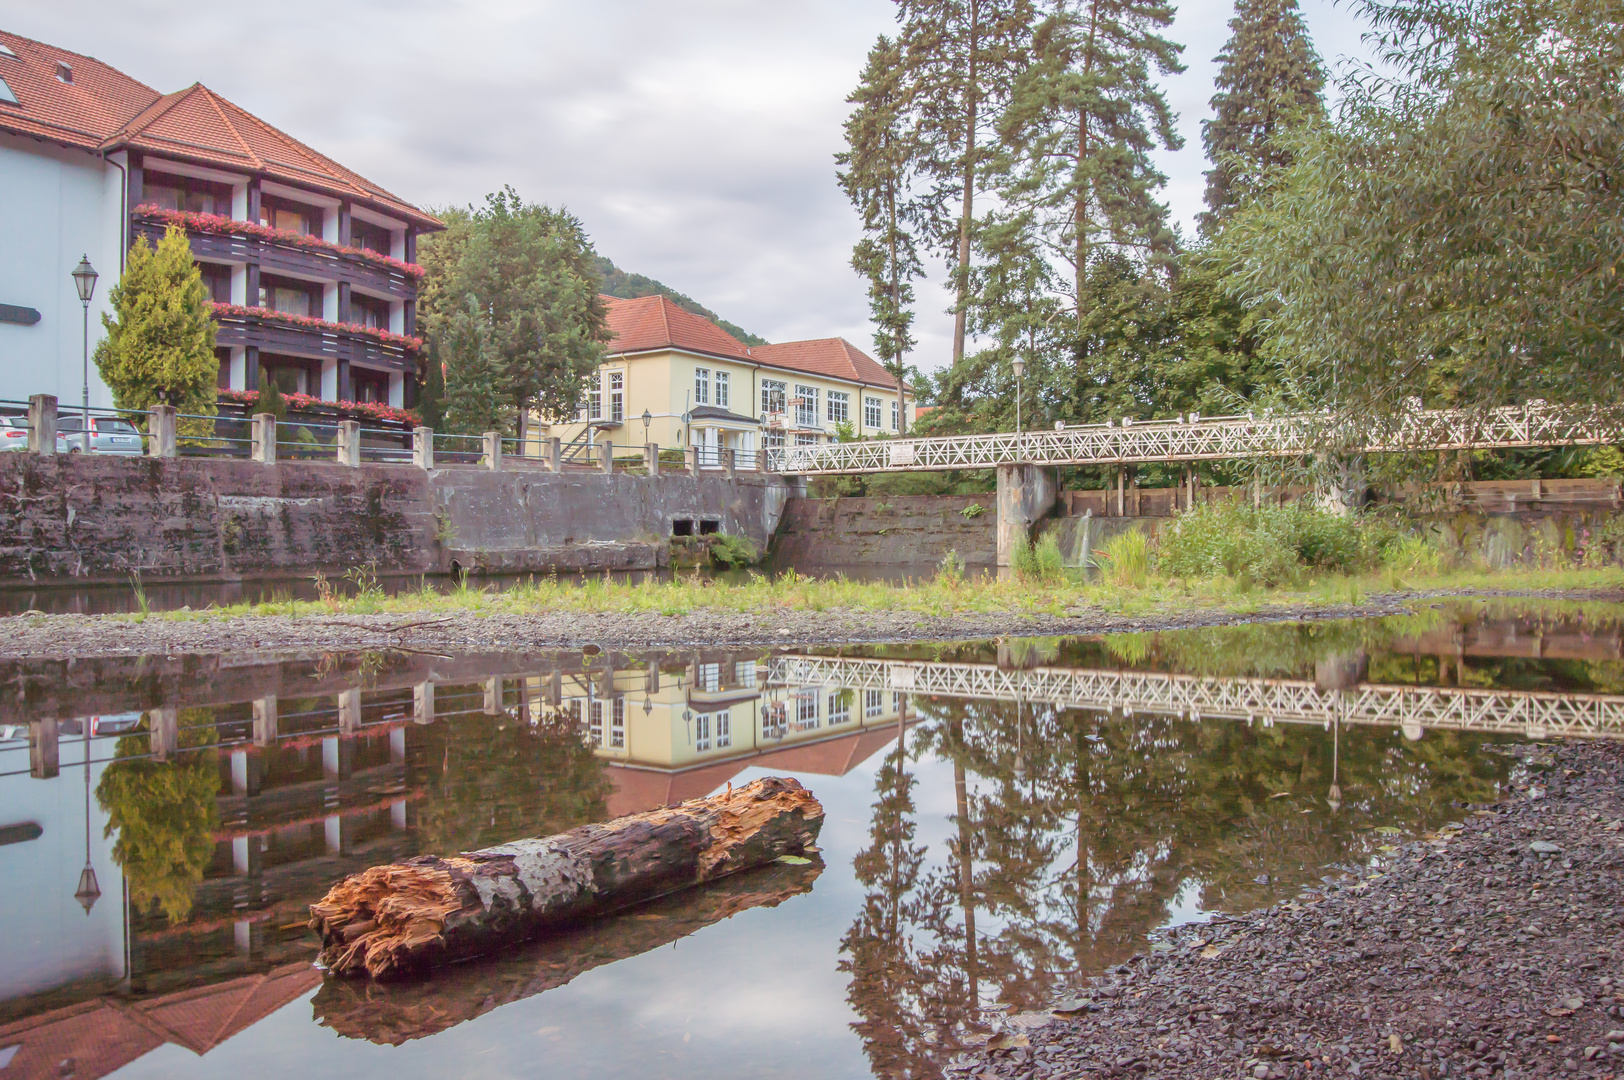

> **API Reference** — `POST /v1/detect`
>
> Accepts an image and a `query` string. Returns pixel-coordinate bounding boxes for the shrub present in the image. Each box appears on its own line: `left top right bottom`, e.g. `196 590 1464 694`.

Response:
936 549 966 585
706 533 758 569
1381 532 1448 576
1094 528 1151 588
1013 531 1066 585
1156 500 1366 587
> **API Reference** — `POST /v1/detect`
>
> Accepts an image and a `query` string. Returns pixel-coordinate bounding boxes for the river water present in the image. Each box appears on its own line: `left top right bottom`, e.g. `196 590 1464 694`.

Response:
1 601 1619 1079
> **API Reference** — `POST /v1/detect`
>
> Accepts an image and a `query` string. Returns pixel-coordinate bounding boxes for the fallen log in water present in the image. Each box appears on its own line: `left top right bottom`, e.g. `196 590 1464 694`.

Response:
314 855 822 1043
309 776 823 979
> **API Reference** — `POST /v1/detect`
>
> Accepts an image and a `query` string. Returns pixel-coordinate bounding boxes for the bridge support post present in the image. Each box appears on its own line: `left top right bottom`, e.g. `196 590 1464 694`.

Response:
996 462 1056 569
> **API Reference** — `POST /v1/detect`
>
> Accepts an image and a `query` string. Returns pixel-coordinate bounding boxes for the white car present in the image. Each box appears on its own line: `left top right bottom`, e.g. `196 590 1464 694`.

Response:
0 415 29 451
56 415 144 455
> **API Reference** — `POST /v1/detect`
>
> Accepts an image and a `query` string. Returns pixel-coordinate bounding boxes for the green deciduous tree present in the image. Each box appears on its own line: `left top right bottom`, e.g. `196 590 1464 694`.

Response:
840 34 925 431
440 304 509 436
1223 0 1624 421
95 225 218 423
418 188 610 438
1198 0 1325 235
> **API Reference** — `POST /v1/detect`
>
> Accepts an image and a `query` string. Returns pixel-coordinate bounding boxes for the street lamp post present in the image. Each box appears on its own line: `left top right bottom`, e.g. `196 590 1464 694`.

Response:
642 408 652 440
1011 357 1025 458
75 719 100 914
71 256 99 454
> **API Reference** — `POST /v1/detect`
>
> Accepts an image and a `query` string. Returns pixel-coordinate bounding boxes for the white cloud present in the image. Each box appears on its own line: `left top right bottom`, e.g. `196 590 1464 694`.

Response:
2 0 1375 376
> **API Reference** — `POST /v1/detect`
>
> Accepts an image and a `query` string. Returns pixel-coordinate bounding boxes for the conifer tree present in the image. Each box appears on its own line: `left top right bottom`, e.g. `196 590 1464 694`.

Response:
839 35 924 432
441 306 508 436
1198 0 1325 235
416 338 447 432
896 0 1034 367
991 0 1183 400
95 225 217 420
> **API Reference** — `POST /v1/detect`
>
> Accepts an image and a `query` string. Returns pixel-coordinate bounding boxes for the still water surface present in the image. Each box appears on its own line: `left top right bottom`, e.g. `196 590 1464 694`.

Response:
2 602 1621 1078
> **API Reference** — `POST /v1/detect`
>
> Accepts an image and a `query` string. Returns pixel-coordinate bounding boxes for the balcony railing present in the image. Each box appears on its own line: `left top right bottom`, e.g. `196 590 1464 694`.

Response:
132 211 419 300
212 306 416 371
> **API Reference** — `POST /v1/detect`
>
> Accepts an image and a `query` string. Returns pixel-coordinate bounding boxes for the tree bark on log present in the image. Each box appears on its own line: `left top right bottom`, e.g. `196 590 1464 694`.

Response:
309 776 824 979
313 856 822 1043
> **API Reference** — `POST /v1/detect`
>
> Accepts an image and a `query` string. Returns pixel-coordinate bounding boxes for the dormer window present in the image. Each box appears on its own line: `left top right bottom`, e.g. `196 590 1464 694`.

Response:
0 75 16 106
55 61 71 83
0 44 18 59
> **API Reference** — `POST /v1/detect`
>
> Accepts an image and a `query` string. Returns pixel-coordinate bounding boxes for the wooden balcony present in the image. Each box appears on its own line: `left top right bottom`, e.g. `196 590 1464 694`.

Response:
212 307 415 371
132 213 418 301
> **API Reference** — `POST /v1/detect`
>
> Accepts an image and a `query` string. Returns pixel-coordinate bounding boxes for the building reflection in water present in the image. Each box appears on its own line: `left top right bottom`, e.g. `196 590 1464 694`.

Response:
0 607 1617 1078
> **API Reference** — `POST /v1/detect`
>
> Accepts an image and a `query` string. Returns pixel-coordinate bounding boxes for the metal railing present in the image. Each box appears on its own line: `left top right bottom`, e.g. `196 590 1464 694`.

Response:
771 400 1624 475
767 655 1624 741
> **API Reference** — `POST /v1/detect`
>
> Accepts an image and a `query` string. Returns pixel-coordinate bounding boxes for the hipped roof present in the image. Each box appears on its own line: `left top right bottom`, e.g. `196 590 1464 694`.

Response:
602 294 909 392
0 29 440 229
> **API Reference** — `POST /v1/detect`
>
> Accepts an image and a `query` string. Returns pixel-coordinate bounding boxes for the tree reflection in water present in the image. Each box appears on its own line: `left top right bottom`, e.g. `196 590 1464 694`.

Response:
840 696 1509 1078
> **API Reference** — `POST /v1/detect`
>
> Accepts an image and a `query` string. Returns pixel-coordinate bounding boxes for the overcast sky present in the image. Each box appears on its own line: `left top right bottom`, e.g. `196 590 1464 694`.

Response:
4 0 1377 372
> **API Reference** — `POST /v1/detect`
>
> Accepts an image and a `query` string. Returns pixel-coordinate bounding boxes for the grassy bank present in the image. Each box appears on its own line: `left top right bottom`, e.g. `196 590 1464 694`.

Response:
140 562 1624 624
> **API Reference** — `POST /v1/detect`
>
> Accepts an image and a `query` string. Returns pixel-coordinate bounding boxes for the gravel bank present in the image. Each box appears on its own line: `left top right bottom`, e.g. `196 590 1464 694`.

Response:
956 739 1624 1080
0 586 1617 659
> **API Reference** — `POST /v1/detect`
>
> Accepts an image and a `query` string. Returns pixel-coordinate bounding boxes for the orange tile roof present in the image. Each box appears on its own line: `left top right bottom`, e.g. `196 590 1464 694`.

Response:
0 29 440 229
603 293 753 361
749 337 907 391
602 294 909 391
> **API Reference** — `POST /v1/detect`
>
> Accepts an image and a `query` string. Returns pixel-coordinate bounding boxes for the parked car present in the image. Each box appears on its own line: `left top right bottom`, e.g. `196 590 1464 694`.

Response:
56 415 144 455
91 713 144 736
0 415 29 451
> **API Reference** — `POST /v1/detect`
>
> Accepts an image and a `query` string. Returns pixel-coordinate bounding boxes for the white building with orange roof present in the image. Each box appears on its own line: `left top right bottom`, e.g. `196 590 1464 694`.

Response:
538 293 914 465
0 29 441 416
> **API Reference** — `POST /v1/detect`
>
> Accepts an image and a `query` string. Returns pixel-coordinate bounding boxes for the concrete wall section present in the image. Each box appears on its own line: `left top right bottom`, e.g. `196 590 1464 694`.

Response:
770 494 997 570
435 470 789 574
0 136 124 410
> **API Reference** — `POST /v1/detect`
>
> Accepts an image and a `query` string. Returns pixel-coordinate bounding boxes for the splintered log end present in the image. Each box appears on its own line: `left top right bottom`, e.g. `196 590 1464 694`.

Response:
693 776 824 879
309 862 467 979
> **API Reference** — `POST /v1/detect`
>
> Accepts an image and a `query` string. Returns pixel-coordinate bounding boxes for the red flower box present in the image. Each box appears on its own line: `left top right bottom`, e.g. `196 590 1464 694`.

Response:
210 302 424 354
135 205 427 281
218 386 422 427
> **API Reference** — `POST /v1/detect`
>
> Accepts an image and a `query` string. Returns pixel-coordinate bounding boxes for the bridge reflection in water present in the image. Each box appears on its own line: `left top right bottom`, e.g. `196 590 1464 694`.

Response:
0 608 1617 1078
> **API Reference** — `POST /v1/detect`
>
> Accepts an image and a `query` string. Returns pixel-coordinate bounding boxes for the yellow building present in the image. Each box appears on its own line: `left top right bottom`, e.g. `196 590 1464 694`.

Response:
537 294 914 463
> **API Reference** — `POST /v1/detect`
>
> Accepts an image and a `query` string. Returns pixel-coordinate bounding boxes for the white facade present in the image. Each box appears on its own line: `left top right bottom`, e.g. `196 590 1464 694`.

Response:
0 133 125 412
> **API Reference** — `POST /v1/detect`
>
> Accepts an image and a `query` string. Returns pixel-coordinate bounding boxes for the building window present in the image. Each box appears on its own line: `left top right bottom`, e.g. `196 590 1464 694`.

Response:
567 699 584 739
828 391 849 424
351 219 392 254
761 379 786 416
611 697 625 749
715 709 731 749
764 429 785 451
259 275 318 317
795 386 819 428
865 396 882 429
829 691 850 725
609 371 624 422
143 170 232 217
734 660 756 688
865 688 885 718
587 376 601 420
698 662 720 692
350 292 390 330
695 713 711 752
258 193 322 237
892 400 900 431
796 693 819 730
893 692 907 713
352 368 389 404
794 432 818 446
695 368 710 406
198 263 232 304
589 699 603 747
715 371 729 409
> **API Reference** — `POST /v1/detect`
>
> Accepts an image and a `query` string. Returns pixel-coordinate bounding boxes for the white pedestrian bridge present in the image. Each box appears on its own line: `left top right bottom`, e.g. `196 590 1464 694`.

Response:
767 655 1624 742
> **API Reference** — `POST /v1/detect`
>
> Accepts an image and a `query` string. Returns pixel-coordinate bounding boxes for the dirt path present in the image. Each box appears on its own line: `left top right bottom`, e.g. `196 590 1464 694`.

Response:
953 739 1624 1080
0 587 1619 659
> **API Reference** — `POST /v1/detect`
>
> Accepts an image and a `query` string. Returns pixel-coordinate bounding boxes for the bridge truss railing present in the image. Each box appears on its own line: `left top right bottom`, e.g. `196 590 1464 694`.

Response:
767 655 1624 741
767 401 1624 475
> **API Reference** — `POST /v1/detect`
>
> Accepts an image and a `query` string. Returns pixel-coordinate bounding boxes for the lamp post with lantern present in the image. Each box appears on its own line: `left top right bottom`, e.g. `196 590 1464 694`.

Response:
71 256 99 453
1012 356 1025 459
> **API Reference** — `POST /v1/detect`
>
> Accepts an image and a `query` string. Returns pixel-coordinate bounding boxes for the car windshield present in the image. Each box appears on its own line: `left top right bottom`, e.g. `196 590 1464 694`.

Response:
96 420 139 434
2 417 25 428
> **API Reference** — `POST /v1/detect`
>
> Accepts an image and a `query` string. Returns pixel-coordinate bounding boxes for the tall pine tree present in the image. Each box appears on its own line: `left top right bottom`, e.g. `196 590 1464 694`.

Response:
896 0 1034 368
1198 0 1325 234
95 225 218 421
839 35 924 432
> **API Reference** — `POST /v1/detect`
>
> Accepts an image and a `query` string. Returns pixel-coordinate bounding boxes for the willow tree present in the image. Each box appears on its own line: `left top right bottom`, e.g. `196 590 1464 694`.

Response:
1198 0 1326 235
839 35 924 431
1224 0 1624 420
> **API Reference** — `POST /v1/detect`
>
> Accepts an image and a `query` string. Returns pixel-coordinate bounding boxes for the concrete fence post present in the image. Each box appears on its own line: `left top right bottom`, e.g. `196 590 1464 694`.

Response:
27 394 56 455
724 447 736 479
686 446 700 477
599 439 614 474
148 404 178 459
252 696 278 747
482 431 502 471
338 688 361 734
413 426 434 470
251 413 277 463
337 420 362 467
645 443 660 476
149 707 179 761
28 719 59 779
483 675 503 716
547 437 562 473
414 681 436 724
